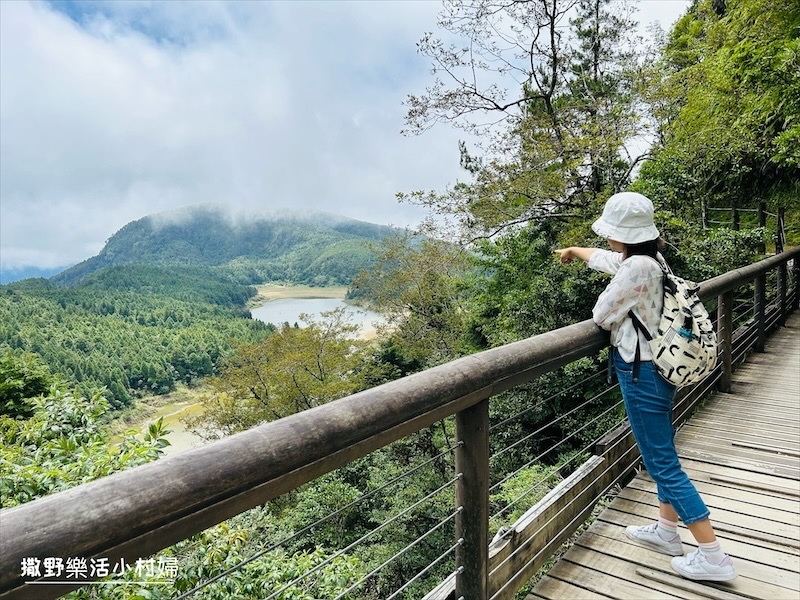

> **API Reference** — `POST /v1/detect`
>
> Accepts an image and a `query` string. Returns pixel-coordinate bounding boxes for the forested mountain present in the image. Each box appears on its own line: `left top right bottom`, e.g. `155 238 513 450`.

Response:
52 205 398 287
1 207 400 408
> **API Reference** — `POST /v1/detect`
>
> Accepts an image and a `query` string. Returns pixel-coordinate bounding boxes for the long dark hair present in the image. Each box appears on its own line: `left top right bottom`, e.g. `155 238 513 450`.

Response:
624 238 663 260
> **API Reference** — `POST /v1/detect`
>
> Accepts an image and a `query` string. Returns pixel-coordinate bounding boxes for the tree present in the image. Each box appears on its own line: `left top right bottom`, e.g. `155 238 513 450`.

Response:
0 387 170 508
641 0 800 221
0 349 59 418
352 233 473 367
189 309 368 438
401 0 646 238
465 220 604 347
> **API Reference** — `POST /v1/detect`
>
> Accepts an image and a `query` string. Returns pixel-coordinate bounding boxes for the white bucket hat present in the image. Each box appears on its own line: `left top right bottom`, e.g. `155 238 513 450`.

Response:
592 192 660 244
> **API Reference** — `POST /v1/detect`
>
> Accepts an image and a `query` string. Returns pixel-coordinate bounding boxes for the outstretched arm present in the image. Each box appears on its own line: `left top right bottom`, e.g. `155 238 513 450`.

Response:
555 247 597 264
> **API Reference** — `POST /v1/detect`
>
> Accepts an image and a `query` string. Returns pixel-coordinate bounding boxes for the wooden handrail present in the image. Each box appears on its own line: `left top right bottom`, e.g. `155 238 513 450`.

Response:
1 247 797 599
0 315 608 598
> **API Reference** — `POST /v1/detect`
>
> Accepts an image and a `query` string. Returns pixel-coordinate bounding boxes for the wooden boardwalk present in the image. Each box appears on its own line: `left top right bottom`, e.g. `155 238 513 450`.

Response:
529 313 800 600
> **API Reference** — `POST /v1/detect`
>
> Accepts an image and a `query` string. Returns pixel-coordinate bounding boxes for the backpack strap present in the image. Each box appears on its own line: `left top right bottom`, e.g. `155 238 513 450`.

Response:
623 253 669 383
627 310 653 383
656 252 672 275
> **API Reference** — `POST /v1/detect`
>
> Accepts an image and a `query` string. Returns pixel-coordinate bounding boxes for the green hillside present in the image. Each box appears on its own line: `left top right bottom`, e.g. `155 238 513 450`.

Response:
0 273 270 408
1 207 401 407
52 205 398 287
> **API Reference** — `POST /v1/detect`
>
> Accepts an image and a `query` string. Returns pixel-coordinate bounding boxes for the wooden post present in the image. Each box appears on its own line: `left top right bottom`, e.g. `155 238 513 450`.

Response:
455 397 490 600
717 290 734 393
732 206 739 231
758 202 766 255
779 262 788 327
755 274 766 352
702 199 708 229
793 257 800 311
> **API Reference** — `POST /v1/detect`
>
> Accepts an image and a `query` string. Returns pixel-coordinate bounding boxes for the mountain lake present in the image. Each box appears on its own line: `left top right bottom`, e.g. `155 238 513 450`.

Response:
123 286 387 455
248 285 385 338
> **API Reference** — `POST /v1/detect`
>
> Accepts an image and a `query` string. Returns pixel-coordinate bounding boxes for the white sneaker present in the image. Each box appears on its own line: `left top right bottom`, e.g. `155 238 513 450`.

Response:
625 523 683 556
671 548 737 581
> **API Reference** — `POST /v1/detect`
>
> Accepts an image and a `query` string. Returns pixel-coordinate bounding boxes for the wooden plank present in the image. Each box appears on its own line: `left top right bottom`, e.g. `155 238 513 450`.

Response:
621 490 797 555
674 439 800 472
525 575 611 599
682 391 794 409
626 476 800 521
585 520 800 595
674 458 800 497
635 567 763 600
703 390 800 406
570 532 753 600
608 493 800 550
680 422 800 449
596 509 800 580
685 399 799 422
544 556 684 599
619 480 800 528
675 433 800 464
685 415 799 438
676 446 800 479
693 404 800 422
707 474 800 498
730 441 800 459
615 488 798 554
726 385 800 398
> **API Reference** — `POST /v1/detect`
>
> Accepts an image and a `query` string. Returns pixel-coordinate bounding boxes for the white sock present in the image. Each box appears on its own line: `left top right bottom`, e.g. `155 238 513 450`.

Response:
657 516 678 541
699 539 725 565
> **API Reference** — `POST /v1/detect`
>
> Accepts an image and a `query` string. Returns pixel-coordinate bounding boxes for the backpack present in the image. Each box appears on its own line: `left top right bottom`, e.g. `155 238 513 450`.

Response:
628 266 718 388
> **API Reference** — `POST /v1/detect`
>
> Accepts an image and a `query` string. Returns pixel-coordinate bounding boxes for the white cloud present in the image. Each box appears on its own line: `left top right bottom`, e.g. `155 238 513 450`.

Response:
0 0 689 274
1 0 466 272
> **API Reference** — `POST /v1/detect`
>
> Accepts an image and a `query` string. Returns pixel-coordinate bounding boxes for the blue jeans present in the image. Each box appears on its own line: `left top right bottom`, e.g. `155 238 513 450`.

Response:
613 349 710 525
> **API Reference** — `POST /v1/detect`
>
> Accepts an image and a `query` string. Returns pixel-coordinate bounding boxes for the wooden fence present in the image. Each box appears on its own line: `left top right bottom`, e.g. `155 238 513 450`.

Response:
1 248 798 600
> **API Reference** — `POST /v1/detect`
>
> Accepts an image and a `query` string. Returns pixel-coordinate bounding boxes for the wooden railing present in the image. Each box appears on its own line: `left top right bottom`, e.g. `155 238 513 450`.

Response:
1 248 798 600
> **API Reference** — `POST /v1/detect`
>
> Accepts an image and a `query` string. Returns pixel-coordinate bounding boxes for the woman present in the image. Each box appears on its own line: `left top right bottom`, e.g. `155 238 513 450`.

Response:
556 192 737 582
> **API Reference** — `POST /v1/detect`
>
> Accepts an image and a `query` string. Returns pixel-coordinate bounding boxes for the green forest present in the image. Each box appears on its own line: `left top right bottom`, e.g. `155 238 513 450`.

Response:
2 0 798 598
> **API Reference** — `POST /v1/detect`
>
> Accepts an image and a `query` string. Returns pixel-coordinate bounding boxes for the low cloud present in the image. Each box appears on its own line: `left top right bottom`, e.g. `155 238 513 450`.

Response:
0 0 465 272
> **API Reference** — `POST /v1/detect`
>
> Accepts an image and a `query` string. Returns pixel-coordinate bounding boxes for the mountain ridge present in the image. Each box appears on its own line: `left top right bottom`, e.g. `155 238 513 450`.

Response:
51 204 401 287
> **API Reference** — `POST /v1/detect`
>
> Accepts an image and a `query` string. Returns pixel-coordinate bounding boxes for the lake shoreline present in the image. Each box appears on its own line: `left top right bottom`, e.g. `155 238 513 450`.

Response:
115 287 387 455
246 284 349 308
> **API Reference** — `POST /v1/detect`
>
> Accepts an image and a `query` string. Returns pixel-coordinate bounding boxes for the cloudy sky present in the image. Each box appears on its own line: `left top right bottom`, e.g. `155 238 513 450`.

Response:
0 0 690 281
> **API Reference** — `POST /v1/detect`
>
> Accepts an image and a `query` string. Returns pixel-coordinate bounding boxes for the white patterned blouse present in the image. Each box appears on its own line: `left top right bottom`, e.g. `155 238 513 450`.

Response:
588 250 665 363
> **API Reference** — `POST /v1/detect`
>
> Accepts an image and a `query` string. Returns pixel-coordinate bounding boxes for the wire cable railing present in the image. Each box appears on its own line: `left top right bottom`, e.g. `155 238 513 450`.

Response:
173 441 461 599
333 508 463 600
489 369 608 433
387 540 464 600
263 475 461 600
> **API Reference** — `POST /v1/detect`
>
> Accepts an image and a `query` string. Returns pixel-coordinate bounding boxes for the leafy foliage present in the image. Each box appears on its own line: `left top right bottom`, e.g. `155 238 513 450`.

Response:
188 309 368 437
0 387 170 508
352 233 473 367
639 0 799 231
0 349 58 418
466 222 605 347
